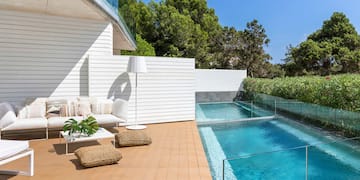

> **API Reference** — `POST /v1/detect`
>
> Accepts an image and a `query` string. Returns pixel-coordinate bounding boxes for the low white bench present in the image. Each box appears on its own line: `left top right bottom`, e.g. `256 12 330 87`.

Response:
0 140 34 176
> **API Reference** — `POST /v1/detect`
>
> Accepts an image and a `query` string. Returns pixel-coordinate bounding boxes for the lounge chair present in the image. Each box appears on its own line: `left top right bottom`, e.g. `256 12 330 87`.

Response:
0 140 34 176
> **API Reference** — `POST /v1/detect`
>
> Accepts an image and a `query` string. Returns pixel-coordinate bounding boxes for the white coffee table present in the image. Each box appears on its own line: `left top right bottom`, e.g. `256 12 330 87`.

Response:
59 128 115 155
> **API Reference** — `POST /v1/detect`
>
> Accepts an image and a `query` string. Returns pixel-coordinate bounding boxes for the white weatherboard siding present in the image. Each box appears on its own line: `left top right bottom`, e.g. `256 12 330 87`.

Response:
195 69 247 92
0 10 113 105
89 55 195 124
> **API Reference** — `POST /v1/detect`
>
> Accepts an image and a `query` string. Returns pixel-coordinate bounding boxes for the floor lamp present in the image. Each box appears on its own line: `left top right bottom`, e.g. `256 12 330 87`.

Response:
126 56 147 130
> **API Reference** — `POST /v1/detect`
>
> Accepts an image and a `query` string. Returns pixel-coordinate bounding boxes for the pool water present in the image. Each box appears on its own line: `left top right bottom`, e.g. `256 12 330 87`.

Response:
196 102 273 122
197 103 360 180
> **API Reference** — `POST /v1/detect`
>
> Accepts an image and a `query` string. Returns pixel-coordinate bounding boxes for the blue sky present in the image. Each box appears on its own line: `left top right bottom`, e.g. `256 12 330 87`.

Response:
207 0 360 64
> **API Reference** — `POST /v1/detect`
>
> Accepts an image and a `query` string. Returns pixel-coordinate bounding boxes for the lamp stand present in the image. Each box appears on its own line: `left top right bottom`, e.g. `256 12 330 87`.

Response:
126 73 147 130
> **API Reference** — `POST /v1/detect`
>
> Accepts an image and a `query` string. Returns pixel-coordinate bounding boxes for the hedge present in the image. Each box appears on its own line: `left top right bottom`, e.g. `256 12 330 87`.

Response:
243 74 360 112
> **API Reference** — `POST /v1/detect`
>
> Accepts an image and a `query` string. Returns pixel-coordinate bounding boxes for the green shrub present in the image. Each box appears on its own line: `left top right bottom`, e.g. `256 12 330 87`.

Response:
243 74 360 112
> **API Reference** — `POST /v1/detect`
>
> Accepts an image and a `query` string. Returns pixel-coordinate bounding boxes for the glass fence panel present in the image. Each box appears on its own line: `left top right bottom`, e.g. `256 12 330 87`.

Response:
252 93 360 133
225 148 306 180
307 139 360 179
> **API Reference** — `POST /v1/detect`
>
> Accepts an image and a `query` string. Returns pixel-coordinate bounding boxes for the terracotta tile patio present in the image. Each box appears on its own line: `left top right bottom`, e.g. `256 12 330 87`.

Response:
0 121 211 180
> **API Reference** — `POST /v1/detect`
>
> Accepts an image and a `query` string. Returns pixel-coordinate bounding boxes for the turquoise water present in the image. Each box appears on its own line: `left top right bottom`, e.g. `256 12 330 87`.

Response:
196 102 273 121
197 103 360 180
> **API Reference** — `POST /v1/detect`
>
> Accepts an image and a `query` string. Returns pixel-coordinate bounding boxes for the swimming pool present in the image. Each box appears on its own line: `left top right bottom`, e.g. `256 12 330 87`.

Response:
197 102 360 179
196 102 273 122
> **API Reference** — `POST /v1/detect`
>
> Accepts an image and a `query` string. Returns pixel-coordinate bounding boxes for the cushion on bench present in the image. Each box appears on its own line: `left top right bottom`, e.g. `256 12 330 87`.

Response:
0 140 29 160
116 131 152 147
75 145 122 168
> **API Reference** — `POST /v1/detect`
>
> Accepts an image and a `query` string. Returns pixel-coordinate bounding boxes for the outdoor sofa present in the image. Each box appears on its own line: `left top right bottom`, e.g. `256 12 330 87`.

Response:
0 97 128 139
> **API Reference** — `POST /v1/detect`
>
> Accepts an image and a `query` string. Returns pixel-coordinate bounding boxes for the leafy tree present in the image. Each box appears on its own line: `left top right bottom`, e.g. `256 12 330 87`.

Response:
123 0 221 68
285 12 360 76
211 20 273 78
236 20 271 77
121 34 156 56
121 0 280 77
211 26 241 69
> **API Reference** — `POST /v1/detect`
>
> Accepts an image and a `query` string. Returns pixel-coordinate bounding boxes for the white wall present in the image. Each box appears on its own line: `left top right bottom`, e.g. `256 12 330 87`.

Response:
89 55 195 124
0 10 113 105
195 69 247 92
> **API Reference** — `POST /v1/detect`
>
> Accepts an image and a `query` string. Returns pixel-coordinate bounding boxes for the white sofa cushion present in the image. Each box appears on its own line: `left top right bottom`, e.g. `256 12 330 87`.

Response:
0 102 17 129
0 140 29 160
3 118 47 131
112 99 128 121
92 114 125 125
48 116 83 128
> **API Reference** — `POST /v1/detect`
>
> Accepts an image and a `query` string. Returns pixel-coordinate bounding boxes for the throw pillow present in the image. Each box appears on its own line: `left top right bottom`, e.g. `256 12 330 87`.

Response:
91 99 113 114
77 102 91 116
16 106 28 119
0 102 17 129
27 104 46 118
46 99 68 118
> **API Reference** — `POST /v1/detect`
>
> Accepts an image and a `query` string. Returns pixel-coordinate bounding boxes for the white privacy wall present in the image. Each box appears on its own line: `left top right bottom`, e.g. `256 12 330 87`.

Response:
89 55 195 124
0 10 113 105
195 69 247 92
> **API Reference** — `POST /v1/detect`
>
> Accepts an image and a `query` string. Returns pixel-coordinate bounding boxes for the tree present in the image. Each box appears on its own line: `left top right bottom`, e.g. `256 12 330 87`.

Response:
121 34 156 56
124 0 221 68
285 12 360 76
236 20 271 77
121 0 279 76
211 26 241 69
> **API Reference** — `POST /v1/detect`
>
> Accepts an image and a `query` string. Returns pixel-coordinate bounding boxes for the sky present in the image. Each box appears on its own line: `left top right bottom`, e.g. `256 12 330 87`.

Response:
206 0 360 64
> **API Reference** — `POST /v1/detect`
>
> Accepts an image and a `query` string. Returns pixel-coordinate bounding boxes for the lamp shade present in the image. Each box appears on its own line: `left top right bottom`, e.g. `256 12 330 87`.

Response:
127 56 147 73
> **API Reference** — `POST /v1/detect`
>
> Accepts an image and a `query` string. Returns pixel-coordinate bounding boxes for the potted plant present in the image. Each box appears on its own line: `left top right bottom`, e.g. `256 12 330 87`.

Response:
63 116 99 138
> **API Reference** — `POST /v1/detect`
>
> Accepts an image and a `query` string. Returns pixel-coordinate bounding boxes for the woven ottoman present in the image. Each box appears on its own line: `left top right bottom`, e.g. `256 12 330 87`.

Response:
75 145 122 168
116 131 152 147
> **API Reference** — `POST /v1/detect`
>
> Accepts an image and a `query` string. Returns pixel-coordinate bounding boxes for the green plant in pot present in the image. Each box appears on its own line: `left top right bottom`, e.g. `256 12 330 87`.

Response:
79 116 99 136
63 116 99 137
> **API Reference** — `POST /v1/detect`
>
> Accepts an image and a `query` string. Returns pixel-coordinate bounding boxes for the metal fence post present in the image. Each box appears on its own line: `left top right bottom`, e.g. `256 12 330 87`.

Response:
306 146 308 180
274 100 277 116
251 101 254 118
222 159 225 180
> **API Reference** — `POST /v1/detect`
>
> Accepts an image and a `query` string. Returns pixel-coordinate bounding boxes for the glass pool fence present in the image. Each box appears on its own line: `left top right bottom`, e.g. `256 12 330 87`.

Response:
248 93 360 134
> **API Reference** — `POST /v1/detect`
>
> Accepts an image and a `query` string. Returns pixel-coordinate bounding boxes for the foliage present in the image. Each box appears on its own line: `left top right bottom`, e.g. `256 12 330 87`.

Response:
121 34 156 56
120 0 282 78
243 74 360 112
123 0 221 68
284 12 360 76
79 116 99 136
63 116 99 136
63 119 81 136
211 21 279 78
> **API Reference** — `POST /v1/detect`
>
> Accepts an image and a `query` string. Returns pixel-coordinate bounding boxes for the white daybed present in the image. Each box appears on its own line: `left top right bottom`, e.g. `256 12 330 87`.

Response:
0 140 34 176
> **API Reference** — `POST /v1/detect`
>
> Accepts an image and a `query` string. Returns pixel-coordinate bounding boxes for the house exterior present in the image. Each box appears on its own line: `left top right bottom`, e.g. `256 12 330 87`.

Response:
0 0 245 125
0 0 136 105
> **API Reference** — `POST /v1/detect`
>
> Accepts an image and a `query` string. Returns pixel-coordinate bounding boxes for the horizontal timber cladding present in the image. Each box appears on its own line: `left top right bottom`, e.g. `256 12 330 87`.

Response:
89 55 195 124
0 10 113 105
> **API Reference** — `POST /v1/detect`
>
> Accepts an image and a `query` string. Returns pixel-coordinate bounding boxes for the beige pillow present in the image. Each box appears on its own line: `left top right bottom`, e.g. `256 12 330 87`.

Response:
77 102 91 116
27 104 46 118
75 145 122 168
67 101 77 117
46 99 68 118
91 99 113 114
